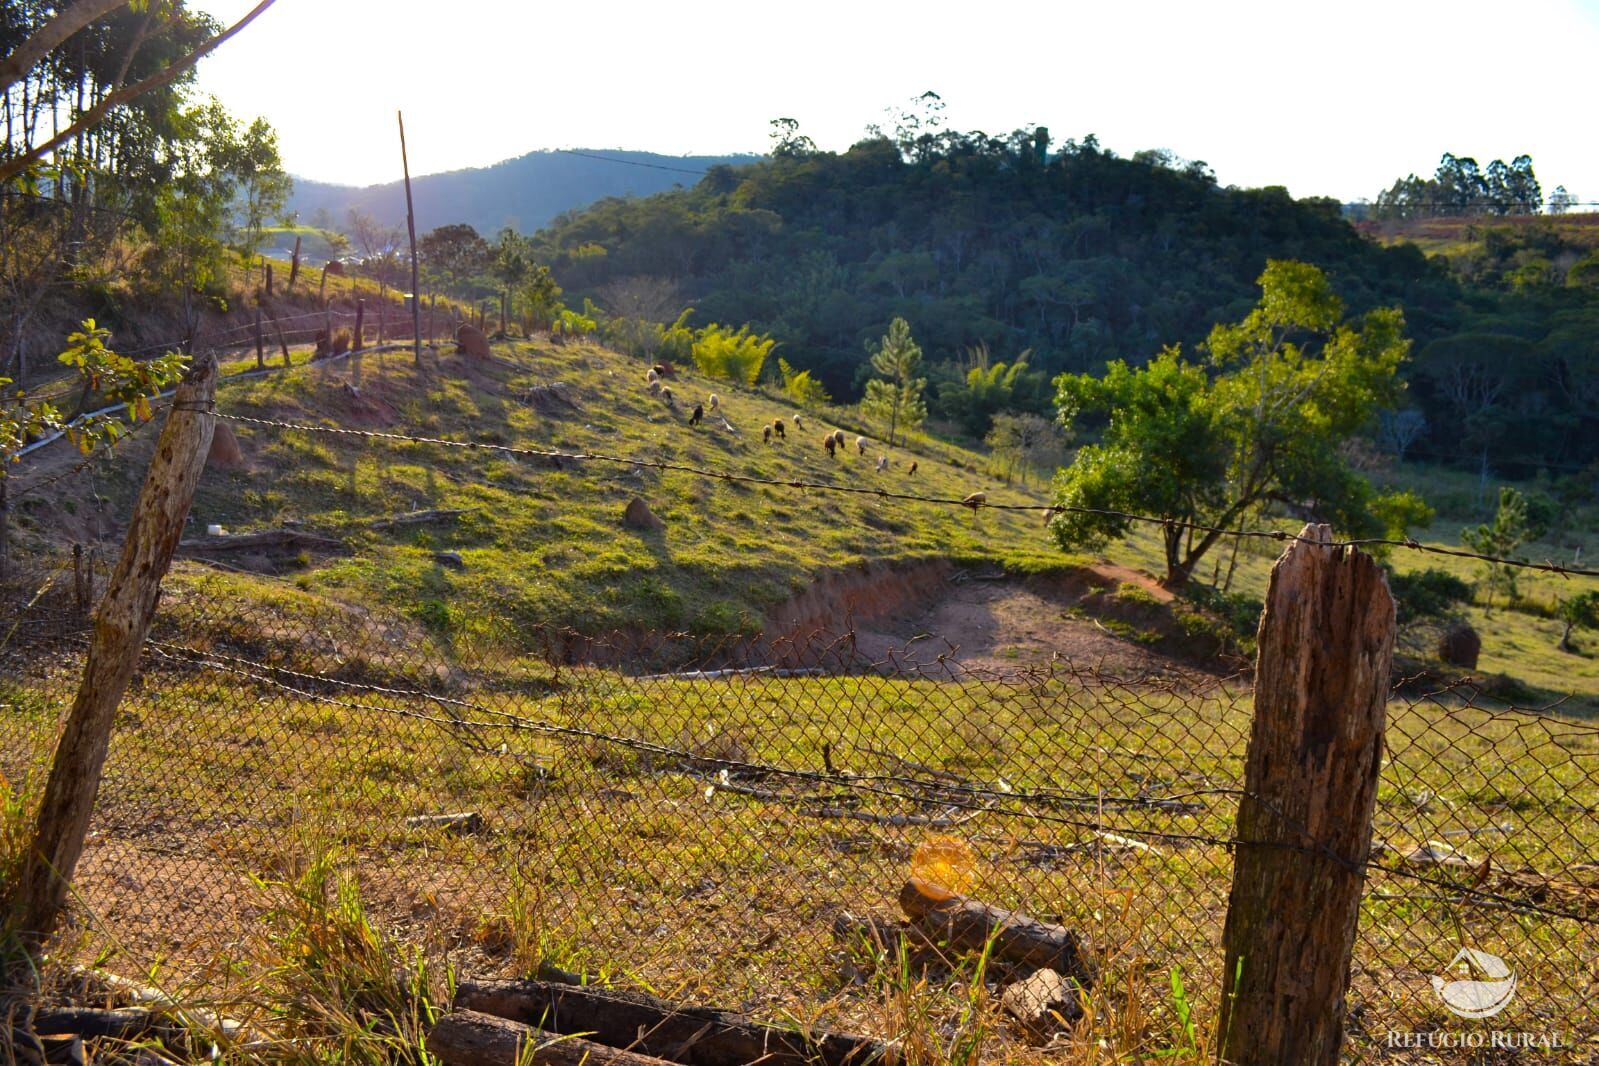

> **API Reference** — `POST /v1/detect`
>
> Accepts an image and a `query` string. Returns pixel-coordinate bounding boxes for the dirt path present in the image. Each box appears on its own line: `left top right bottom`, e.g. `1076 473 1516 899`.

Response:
849 565 1211 679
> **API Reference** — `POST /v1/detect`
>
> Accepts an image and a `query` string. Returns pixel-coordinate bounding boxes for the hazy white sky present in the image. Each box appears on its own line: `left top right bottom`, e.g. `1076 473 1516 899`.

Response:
192 0 1599 203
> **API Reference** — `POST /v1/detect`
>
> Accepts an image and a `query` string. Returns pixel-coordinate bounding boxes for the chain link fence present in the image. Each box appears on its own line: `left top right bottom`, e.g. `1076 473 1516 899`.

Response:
3 554 1595 1059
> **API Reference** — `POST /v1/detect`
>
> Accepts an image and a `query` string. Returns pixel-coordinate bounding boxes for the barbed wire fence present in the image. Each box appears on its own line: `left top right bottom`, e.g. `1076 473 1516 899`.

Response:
1 382 1597 1058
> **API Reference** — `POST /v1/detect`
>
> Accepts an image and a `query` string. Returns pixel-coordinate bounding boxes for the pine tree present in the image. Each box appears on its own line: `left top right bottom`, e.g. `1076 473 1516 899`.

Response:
861 317 927 446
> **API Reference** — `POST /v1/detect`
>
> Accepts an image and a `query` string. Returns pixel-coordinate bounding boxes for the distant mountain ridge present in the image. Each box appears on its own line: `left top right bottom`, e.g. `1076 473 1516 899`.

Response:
286 148 762 236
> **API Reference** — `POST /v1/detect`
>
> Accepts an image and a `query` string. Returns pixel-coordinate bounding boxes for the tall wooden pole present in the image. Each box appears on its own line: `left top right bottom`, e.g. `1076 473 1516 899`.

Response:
12 355 218 947
399 110 422 367
1218 524 1394 1065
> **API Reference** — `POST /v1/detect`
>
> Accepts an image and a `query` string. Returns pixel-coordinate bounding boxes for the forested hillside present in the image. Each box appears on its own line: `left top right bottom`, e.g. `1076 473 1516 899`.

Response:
288 149 760 235
525 129 1599 481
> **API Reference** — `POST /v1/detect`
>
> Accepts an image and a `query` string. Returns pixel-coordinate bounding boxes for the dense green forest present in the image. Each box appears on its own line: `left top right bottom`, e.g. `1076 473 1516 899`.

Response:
517 121 1599 484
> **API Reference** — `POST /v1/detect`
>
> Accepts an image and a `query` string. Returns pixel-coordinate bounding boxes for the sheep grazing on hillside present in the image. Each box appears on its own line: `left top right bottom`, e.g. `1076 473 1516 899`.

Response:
763 425 772 443
962 491 986 509
855 436 868 456
832 429 846 447
646 367 659 384
793 413 804 429
708 393 720 411
875 455 889 473
660 385 675 409
824 434 837 458
908 461 918 476
648 380 662 395
772 419 785 439
689 403 704 426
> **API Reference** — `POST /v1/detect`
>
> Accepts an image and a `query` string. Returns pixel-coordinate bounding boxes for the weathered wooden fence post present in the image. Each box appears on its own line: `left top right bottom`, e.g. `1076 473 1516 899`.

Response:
287 234 302 291
353 298 365 352
1218 523 1394 1065
254 304 265 370
12 354 218 947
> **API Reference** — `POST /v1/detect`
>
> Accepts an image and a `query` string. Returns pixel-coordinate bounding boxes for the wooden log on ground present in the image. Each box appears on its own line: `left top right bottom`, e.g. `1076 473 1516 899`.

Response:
31 1006 162 1041
178 528 343 554
898 877 1093 986
453 980 893 1066
369 508 473 530
427 1010 677 1066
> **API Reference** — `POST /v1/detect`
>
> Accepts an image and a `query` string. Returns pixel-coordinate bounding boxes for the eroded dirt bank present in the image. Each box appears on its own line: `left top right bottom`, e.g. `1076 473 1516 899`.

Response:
764 557 1231 678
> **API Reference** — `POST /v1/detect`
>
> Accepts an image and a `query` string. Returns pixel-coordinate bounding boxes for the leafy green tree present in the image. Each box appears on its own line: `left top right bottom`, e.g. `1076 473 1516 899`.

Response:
691 324 775 385
1461 486 1533 607
1557 591 1599 653
1050 260 1409 586
418 223 491 299
492 227 531 330
778 357 831 407
769 117 817 158
861 317 927 446
1371 490 1435 542
985 412 1065 487
215 114 291 257
2 321 185 579
936 343 1048 437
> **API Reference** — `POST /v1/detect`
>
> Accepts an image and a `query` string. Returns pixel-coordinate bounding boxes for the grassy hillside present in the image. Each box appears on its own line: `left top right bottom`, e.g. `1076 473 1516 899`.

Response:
20 336 1059 643
1357 210 1599 260
15 331 1599 698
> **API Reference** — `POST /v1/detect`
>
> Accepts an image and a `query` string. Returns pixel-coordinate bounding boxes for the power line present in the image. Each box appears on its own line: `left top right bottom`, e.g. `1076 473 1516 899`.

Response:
557 149 712 177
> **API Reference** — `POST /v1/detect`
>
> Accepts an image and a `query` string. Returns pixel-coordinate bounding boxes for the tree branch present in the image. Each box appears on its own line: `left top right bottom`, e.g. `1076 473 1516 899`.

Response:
0 0 130 97
0 0 278 186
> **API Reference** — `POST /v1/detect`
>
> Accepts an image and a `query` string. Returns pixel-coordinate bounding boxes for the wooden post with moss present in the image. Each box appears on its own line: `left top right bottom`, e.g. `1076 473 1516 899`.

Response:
11 354 218 948
1218 523 1394 1065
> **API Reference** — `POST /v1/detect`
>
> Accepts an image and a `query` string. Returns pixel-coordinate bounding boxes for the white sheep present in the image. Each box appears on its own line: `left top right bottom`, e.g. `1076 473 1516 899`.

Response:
793 413 804 429
646 367 659 384
708 393 719 411
856 436 868 455
875 455 888 472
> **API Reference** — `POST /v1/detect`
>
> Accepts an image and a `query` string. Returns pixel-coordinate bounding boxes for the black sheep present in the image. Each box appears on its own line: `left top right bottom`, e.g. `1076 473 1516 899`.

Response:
689 403 704 426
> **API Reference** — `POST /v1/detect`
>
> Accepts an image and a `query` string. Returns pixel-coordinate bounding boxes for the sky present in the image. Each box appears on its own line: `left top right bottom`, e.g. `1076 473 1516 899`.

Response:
191 0 1599 203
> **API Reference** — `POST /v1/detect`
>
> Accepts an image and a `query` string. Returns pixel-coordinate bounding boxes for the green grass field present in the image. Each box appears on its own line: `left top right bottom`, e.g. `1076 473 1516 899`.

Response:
8 333 1599 1061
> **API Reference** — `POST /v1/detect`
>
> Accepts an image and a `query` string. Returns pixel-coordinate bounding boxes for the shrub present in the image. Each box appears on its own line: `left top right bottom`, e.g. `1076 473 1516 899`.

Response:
691 323 776 385
1388 567 1473 624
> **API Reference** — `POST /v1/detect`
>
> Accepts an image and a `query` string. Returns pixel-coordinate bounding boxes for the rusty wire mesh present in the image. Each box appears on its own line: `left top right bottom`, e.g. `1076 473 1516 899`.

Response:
2 558 1596 1059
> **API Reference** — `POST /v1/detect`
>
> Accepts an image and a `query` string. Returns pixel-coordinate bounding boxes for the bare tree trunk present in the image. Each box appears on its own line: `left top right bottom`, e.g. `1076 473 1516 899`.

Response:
10 355 218 947
1218 523 1394 1065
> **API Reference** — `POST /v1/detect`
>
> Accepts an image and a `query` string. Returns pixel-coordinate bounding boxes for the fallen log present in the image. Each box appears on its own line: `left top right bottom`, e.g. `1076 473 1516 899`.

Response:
898 878 1094 986
427 1010 676 1066
369 508 473 530
453 979 893 1066
31 1006 163 1041
178 528 343 554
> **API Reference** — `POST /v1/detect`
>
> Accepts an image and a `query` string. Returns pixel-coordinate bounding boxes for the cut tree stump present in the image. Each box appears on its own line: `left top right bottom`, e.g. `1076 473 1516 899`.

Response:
1218 523 1394 1066
897 878 1094 986
452 979 892 1066
427 1010 676 1066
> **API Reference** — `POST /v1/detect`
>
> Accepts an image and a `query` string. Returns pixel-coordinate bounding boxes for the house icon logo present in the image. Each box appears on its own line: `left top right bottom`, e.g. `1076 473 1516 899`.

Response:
1432 947 1516 1019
